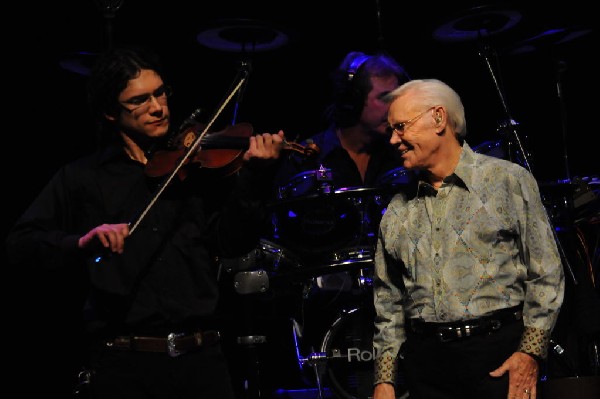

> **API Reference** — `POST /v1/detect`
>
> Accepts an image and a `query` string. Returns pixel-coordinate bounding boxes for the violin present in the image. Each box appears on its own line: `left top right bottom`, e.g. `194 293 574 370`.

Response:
145 122 320 179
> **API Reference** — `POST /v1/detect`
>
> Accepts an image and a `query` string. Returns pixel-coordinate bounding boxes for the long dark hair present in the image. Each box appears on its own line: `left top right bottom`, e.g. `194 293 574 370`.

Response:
86 45 164 144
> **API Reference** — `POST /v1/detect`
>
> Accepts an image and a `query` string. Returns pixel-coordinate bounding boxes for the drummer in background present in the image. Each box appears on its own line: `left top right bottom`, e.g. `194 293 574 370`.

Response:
274 50 411 190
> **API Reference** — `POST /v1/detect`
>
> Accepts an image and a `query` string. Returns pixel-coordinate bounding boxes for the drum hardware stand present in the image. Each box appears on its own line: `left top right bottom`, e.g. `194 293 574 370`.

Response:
481 38 582 374
231 59 252 125
476 33 578 286
221 251 272 399
196 19 289 126
555 58 571 182
233 270 270 295
549 339 580 378
299 351 329 399
232 276 269 399
290 316 330 399
477 35 533 172
59 0 124 76
237 335 268 399
316 165 333 194
232 269 268 398
93 0 124 50
357 268 373 290
72 367 93 398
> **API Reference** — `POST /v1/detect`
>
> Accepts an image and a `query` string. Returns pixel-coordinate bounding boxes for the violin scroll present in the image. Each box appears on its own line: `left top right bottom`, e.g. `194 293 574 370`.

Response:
283 139 320 159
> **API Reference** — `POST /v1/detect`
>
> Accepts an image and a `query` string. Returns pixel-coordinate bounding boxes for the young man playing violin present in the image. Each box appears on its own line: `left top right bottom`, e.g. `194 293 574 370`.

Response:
5 45 284 399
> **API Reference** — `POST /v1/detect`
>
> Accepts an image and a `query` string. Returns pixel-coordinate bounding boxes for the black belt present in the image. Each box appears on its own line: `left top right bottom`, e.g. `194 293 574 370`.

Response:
104 330 221 357
408 305 523 343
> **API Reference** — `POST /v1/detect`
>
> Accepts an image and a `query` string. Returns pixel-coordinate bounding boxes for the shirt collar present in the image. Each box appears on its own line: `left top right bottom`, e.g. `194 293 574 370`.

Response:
452 142 477 192
414 143 474 197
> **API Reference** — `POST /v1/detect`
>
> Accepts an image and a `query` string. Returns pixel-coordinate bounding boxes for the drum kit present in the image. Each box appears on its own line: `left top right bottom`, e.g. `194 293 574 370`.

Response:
217 4 596 399
215 7 596 399
218 162 411 398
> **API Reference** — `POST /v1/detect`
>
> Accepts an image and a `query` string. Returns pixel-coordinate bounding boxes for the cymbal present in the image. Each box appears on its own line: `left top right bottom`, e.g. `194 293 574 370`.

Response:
59 51 97 76
197 18 289 52
433 5 521 43
504 27 593 55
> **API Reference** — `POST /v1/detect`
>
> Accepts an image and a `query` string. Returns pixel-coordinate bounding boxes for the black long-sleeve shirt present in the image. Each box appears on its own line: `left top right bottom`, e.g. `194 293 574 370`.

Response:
6 144 274 335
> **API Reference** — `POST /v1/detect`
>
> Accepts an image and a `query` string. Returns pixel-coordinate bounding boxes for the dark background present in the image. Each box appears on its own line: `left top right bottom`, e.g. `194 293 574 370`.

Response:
5 0 598 214
4 0 598 397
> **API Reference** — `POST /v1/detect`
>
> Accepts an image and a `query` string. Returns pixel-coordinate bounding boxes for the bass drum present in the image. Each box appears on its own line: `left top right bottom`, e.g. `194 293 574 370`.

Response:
320 306 408 399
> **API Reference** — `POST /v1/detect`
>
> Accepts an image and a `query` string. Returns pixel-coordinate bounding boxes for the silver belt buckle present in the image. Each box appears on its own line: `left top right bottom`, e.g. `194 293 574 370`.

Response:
464 324 479 337
167 332 185 357
490 319 502 331
437 326 456 342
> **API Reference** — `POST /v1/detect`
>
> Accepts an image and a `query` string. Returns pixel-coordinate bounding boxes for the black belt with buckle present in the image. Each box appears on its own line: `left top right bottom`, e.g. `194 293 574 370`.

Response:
408 305 523 343
104 330 221 357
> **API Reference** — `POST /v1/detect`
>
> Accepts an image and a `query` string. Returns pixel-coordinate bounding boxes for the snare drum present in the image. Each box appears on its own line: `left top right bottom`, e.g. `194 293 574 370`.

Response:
271 182 375 265
277 168 334 200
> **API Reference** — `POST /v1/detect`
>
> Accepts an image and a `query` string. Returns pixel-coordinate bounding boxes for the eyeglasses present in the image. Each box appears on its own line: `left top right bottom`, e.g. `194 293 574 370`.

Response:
386 106 435 135
119 85 172 114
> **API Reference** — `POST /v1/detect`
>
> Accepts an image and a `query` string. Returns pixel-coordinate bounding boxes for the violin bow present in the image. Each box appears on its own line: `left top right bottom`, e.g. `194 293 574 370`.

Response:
129 76 247 234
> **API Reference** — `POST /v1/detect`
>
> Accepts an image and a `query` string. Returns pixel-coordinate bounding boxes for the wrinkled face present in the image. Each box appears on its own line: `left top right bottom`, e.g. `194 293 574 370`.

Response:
359 75 399 136
108 69 171 140
387 94 441 170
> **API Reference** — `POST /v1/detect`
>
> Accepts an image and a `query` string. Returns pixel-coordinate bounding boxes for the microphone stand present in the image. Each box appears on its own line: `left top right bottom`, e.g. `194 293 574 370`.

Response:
94 0 124 50
555 58 571 182
478 35 532 171
476 34 578 286
231 59 252 125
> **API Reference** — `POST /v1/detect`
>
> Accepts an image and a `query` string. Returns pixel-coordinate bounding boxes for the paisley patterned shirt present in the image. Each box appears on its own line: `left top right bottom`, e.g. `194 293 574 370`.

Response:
372 142 565 385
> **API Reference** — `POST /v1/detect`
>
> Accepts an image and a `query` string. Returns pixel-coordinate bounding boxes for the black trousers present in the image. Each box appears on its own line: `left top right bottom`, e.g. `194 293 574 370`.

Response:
401 319 525 399
88 343 236 399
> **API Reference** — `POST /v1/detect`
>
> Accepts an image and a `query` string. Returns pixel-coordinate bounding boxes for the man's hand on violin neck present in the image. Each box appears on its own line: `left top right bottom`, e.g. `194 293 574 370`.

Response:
243 131 286 162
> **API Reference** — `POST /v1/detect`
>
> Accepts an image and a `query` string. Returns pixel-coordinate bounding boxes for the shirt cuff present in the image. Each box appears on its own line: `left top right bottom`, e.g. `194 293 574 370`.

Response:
374 354 398 386
518 326 551 359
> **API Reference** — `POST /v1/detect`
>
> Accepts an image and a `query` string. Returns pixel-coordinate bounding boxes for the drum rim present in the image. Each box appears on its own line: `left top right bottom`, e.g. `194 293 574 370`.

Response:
319 306 368 399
